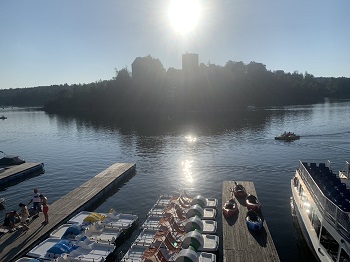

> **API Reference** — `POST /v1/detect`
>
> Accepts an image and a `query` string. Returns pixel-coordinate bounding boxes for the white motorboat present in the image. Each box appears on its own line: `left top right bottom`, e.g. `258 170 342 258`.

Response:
291 160 350 262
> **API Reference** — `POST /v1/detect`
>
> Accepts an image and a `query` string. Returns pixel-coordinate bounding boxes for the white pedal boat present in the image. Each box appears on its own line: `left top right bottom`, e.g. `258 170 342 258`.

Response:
133 228 161 246
15 258 41 262
156 194 218 209
132 228 219 253
27 238 77 260
148 203 217 220
181 230 219 252
50 223 120 244
27 237 114 261
98 213 138 229
54 240 114 262
142 215 217 234
121 244 216 262
67 211 138 229
83 224 123 243
120 244 149 262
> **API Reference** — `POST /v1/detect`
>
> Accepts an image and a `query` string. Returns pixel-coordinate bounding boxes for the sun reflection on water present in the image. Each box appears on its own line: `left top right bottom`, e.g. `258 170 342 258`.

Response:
185 135 197 143
181 159 194 184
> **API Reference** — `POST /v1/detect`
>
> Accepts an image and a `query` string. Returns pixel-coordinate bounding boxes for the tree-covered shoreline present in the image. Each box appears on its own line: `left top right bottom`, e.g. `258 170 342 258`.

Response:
1 56 350 118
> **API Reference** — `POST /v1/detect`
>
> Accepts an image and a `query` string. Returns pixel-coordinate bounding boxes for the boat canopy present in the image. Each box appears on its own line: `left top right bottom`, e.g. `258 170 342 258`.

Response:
181 230 204 250
184 216 203 232
191 195 206 208
175 247 199 262
186 204 204 219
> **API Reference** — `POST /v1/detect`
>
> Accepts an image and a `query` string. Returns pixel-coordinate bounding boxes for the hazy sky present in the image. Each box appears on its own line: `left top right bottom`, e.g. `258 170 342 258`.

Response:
1 0 349 89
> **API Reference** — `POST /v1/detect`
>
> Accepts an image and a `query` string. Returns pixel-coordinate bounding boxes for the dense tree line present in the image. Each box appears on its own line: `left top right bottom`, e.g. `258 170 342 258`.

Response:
1 56 350 119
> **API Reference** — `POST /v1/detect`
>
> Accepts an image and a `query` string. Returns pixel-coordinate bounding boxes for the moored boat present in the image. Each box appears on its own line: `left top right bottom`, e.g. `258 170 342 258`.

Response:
246 194 261 212
156 193 218 209
246 210 263 232
0 151 25 166
232 182 247 198
222 198 238 219
148 202 217 220
291 160 350 262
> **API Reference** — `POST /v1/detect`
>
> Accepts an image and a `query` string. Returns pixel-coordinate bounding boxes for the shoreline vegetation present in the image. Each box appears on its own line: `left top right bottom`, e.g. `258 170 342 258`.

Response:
1 56 350 119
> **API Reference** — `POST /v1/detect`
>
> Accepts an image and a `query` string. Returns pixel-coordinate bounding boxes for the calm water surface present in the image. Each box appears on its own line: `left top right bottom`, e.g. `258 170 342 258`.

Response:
1 100 350 262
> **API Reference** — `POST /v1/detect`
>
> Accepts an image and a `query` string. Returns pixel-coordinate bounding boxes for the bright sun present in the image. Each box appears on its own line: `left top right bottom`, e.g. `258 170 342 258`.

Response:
168 0 201 34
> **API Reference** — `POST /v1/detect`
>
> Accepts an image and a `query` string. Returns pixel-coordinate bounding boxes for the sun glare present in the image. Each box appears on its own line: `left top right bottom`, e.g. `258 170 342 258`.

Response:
168 0 201 34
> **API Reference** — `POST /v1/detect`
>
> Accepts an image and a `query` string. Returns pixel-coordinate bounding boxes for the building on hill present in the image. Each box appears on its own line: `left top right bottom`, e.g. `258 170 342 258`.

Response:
182 53 199 73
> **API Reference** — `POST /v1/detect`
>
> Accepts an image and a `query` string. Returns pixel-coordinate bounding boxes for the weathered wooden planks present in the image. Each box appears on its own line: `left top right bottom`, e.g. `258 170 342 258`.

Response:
222 181 280 262
0 162 135 262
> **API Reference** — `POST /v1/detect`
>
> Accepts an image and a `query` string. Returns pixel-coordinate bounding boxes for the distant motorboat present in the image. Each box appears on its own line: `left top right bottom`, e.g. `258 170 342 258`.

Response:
275 132 300 141
0 116 7 120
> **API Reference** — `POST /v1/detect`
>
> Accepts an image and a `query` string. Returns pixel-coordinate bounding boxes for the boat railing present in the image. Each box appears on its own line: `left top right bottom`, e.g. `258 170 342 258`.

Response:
298 160 350 241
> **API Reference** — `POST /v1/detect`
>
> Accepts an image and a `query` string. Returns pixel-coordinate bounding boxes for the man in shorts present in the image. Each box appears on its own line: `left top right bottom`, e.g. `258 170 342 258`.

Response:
28 188 41 218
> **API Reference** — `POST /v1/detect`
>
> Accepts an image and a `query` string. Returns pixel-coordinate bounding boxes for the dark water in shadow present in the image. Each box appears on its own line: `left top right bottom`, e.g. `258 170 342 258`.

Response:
1 100 350 261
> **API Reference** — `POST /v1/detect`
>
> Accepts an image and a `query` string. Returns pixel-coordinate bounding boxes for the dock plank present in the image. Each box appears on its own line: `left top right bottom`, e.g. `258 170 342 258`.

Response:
0 162 135 262
222 181 280 262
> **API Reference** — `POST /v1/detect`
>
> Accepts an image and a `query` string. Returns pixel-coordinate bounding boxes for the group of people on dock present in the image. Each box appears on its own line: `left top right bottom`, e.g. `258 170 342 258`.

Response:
3 188 49 232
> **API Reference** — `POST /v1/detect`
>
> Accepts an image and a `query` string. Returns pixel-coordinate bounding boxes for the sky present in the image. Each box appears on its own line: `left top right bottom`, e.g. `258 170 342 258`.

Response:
1 0 349 89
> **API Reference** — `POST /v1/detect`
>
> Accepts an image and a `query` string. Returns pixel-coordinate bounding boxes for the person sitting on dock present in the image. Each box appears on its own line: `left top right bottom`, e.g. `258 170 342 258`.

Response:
28 188 41 218
39 194 49 224
3 211 20 231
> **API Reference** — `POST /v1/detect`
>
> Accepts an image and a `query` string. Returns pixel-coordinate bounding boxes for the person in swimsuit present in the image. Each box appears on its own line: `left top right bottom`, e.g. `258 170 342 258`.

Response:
18 203 30 230
39 194 49 224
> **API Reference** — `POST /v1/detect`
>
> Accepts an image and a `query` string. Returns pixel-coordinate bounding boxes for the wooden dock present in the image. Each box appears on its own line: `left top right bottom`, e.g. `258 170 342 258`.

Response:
0 162 44 187
222 181 280 262
0 162 136 262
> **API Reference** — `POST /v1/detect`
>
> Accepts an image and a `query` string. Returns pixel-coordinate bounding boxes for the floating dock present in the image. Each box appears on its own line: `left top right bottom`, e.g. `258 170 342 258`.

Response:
222 181 280 262
0 162 136 262
0 162 45 188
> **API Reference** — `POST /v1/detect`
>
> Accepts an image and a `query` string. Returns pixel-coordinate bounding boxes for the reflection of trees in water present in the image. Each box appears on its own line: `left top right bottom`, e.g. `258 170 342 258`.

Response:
48 106 313 137
46 106 314 155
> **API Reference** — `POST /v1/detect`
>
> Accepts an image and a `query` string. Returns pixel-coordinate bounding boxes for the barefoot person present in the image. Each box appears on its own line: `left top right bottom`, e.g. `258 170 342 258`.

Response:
18 203 30 230
39 194 49 224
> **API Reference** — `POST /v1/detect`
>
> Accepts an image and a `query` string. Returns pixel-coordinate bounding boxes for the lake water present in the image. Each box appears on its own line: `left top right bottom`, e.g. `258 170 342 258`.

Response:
1 99 350 262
